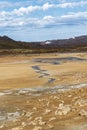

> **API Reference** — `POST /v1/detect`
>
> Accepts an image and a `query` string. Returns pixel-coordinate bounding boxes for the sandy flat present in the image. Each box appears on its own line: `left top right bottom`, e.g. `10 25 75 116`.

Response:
0 53 87 89
0 53 87 130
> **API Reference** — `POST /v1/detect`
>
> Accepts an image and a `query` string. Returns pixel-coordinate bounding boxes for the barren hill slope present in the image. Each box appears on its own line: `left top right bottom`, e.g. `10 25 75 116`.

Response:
0 35 87 53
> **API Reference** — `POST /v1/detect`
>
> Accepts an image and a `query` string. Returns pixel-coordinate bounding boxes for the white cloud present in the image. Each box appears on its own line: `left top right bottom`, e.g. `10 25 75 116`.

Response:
0 1 12 8
13 6 40 16
0 0 87 10
33 11 87 27
0 11 87 28
57 1 87 8
13 3 54 16
0 1 87 18
42 3 54 10
61 12 87 19
58 2 74 8
43 16 54 21
0 3 54 17
36 16 55 27
0 1 87 14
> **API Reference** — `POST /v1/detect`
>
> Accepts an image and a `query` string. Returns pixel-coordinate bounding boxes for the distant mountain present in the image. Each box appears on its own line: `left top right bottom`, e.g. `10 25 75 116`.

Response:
0 35 87 54
0 35 29 49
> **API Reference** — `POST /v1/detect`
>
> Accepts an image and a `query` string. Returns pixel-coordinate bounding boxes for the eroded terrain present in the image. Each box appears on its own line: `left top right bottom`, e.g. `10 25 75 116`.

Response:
0 53 87 130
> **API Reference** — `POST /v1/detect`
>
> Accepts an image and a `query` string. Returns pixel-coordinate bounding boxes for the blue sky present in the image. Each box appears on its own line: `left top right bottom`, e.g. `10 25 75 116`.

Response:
0 0 87 41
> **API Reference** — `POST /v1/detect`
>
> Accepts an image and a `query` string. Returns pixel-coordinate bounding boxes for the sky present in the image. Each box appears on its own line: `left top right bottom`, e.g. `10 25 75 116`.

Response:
0 0 87 41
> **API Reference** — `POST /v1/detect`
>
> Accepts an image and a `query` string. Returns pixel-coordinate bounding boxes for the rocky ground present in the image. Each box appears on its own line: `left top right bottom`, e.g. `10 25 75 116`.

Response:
0 53 87 130
0 85 87 130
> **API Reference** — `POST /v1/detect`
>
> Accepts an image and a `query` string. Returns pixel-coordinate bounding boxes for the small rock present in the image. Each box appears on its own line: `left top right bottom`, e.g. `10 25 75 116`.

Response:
30 116 46 126
0 124 4 128
32 126 42 130
79 109 87 117
46 101 49 106
55 111 63 116
62 105 71 115
58 103 64 109
75 99 87 106
25 112 32 118
22 110 26 116
12 127 22 130
44 109 51 115
49 117 56 122
22 122 26 127
47 124 54 129
55 104 71 116
53 96 59 100
33 107 37 111
68 95 72 97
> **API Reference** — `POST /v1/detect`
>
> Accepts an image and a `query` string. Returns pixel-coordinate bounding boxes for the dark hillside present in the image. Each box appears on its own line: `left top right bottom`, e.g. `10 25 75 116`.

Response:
0 35 87 54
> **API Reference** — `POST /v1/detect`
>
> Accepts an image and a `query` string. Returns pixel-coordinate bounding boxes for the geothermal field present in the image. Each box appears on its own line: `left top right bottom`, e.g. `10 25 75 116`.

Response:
0 53 87 130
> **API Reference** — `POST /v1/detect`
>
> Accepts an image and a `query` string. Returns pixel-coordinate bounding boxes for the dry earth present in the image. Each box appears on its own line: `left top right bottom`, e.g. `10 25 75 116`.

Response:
0 53 87 130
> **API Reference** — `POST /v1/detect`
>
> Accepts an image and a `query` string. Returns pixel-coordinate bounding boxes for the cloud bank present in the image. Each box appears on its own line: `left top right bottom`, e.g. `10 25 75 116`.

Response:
0 0 87 41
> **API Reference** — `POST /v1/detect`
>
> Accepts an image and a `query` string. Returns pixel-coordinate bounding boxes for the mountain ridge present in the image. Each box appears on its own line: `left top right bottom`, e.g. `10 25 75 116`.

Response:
0 35 87 54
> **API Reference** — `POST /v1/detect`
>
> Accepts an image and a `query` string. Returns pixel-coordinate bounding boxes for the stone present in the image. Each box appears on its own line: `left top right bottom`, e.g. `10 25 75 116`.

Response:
62 105 71 115
0 124 4 128
79 109 87 117
47 124 54 129
22 122 26 127
44 109 51 115
32 126 42 130
12 127 22 130
33 107 37 111
75 99 87 106
55 104 71 116
49 117 56 122
25 112 32 118
30 116 46 126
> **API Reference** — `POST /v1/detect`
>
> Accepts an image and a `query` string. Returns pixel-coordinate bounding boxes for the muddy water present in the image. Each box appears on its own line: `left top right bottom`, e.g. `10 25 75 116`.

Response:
34 57 87 65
